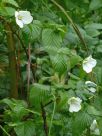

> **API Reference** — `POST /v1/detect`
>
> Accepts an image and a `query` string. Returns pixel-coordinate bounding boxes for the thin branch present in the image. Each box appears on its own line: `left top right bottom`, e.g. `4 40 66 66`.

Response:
41 103 48 136
0 125 11 136
27 44 31 101
14 32 35 80
44 100 53 107
48 94 56 136
51 0 89 55
0 16 35 80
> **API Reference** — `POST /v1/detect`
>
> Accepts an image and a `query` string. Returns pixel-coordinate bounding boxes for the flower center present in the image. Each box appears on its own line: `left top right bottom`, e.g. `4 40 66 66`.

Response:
18 15 23 20
70 99 77 104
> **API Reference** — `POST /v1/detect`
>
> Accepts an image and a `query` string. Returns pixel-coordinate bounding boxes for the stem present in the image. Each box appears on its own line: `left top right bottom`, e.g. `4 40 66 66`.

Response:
5 23 18 99
86 127 91 136
44 100 53 107
27 44 31 102
25 109 41 116
0 125 11 136
48 94 56 136
41 103 48 136
51 0 89 55
14 32 35 81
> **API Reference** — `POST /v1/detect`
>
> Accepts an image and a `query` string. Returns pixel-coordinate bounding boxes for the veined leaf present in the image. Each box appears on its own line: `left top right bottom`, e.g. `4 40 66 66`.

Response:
0 6 15 16
14 121 36 136
42 28 62 50
50 53 68 76
2 0 19 7
89 0 102 10
70 54 82 68
29 83 52 110
72 111 92 136
30 20 42 40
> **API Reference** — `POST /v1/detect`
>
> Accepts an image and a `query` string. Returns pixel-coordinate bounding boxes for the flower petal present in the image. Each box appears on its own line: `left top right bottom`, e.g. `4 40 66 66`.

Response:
83 55 97 73
83 62 92 73
89 87 96 93
90 58 97 67
85 81 97 86
69 103 81 112
68 97 82 112
19 11 33 24
15 11 18 17
90 120 100 135
16 18 24 28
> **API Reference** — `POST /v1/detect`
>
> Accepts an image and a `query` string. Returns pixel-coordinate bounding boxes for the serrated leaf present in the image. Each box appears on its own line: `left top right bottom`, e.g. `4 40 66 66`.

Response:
42 28 62 50
86 28 100 37
85 23 102 30
0 6 15 16
87 105 102 116
30 20 42 40
22 26 31 45
89 0 102 10
29 83 52 109
72 111 92 136
50 54 68 76
14 121 36 136
2 0 19 7
70 54 82 68
98 119 102 135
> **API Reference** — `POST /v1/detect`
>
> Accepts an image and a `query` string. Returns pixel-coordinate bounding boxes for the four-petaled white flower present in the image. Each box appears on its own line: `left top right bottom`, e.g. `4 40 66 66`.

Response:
15 11 33 28
90 120 100 135
83 55 97 73
68 97 82 112
85 81 97 93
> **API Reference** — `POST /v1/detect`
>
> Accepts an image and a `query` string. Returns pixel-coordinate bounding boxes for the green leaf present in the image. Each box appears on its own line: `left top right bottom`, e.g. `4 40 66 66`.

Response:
30 20 42 40
87 105 102 116
98 119 102 135
0 98 14 109
0 6 15 16
2 0 19 7
42 28 62 50
85 23 102 37
14 121 36 136
50 53 68 76
1 98 28 121
95 67 102 86
22 26 31 45
86 28 100 37
56 91 68 111
70 54 82 68
72 111 93 136
85 23 102 30
22 21 42 44
29 83 52 109
89 0 102 10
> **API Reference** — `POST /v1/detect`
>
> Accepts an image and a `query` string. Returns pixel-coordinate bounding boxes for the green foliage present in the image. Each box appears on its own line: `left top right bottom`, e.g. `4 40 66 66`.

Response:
2 0 19 7
14 121 36 136
42 28 62 51
0 0 102 136
72 111 93 136
89 0 102 10
29 83 52 110
1 98 28 121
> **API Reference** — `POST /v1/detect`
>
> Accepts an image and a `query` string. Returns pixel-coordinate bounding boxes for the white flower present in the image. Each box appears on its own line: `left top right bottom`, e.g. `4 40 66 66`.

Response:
85 81 97 93
15 11 33 28
83 55 97 73
90 120 100 135
68 97 82 112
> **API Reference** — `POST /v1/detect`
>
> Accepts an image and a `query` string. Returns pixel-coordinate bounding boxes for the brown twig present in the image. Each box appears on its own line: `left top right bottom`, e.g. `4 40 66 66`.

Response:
51 0 89 55
0 16 35 80
41 103 48 136
14 32 35 80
